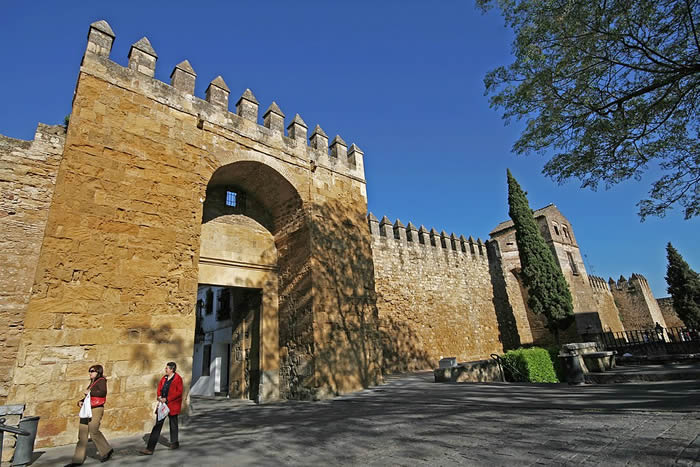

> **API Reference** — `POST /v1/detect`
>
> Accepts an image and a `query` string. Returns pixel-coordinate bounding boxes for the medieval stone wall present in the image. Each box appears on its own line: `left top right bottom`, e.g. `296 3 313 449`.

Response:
486 238 534 346
370 216 504 372
308 151 382 397
0 125 65 403
585 276 625 333
1 18 672 451
6 20 378 448
656 297 685 328
610 274 667 330
657 297 684 328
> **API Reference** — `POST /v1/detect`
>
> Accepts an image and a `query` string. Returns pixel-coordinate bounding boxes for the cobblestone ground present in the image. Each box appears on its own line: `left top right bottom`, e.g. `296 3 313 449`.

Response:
30 372 700 466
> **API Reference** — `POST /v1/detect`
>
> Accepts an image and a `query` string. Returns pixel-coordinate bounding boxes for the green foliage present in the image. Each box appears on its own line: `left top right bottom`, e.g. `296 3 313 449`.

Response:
666 242 700 328
507 170 574 338
64 114 70 127
546 346 566 382
478 0 700 220
502 347 559 383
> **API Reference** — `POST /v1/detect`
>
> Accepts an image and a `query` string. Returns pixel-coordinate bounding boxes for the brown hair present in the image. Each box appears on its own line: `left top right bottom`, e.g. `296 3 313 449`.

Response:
89 364 104 378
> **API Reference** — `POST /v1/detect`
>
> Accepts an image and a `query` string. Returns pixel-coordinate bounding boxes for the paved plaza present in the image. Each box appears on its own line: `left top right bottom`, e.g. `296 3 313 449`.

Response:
29 371 700 466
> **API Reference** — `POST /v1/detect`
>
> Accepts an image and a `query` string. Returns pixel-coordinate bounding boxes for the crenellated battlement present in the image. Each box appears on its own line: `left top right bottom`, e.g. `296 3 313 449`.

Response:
587 274 611 293
368 213 486 257
608 273 651 291
81 20 365 183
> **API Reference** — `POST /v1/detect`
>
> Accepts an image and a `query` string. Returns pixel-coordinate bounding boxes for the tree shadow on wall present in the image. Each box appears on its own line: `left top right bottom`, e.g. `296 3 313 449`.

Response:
379 316 434 374
308 201 384 395
487 242 521 351
127 324 189 373
277 267 315 400
125 323 193 416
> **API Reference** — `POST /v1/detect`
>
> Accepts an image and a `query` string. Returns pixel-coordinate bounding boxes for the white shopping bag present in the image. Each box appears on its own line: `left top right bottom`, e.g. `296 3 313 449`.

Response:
79 392 92 419
156 401 170 421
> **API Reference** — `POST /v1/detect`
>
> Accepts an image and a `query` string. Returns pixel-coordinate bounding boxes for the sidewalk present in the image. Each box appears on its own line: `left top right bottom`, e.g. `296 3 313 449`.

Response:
25 372 700 466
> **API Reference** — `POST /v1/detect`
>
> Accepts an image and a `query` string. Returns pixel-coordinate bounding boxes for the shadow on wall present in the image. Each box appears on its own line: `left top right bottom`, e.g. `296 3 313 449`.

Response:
279 258 314 400
128 323 191 400
309 200 383 396
509 267 578 347
575 311 603 338
379 316 434 374
127 323 194 374
487 242 521 351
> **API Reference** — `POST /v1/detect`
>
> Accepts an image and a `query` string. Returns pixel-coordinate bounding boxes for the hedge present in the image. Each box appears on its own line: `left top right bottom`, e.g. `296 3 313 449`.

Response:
501 347 559 383
546 346 566 382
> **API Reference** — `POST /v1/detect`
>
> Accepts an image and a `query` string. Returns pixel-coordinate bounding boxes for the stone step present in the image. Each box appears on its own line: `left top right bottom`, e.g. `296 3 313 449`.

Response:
585 363 700 384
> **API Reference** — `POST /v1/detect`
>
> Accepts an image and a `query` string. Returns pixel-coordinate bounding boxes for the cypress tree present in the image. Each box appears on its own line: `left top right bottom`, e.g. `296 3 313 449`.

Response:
507 169 574 341
665 243 700 329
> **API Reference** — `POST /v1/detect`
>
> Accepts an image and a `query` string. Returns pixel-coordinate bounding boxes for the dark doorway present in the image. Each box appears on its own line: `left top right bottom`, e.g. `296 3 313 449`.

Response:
191 285 261 401
230 288 262 401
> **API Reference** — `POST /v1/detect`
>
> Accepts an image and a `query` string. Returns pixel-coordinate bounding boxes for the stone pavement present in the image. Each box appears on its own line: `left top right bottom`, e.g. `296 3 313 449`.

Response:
26 372 700 466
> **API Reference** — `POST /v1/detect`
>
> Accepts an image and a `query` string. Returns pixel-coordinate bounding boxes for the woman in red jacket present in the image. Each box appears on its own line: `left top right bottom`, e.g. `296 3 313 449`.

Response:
140 362 183 455
65 364 114 466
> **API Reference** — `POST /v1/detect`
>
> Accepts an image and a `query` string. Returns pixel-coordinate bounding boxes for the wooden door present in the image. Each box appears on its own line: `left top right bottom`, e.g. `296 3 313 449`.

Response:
229 289 261 400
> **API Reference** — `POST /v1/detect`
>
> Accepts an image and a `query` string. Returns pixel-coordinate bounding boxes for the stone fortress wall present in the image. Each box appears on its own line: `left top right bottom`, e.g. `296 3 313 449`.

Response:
368 215 504 372
2 20 381 449
610 274 668 330
0 126 66 403
0 19 684 451
586 275 625 334
657 297 684 328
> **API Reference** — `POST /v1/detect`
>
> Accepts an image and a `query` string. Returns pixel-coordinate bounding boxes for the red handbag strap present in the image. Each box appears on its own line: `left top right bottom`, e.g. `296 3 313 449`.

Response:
88 376 105 390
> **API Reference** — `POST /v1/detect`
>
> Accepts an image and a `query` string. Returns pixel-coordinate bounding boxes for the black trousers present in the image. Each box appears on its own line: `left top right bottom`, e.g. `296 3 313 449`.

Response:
146 414 178 450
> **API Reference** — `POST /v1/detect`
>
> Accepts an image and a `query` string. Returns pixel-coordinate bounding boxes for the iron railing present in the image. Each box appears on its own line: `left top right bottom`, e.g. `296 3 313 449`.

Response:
490 353 529 382
592 326 700 356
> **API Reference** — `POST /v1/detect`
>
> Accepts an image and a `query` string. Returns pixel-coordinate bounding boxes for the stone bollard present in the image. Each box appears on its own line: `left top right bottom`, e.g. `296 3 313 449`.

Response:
559 350 585 385
12 416 40 466
0 404 25 464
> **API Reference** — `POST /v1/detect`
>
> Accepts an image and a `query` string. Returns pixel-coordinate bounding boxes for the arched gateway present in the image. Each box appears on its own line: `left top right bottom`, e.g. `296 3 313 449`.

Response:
192 160 306 401
6 20 381 449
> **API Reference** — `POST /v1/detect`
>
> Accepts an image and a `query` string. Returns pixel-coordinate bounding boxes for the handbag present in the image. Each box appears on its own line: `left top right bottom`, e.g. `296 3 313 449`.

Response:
156 401 170 421
79 392 92 419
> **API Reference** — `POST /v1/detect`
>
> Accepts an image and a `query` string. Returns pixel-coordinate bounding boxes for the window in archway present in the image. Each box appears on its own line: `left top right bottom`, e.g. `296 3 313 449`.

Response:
202 344 211 376
217 288 232 321
205 288 214 315
226 190 238 207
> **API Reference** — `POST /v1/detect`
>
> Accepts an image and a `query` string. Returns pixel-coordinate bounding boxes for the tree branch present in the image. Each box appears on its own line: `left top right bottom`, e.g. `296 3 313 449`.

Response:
686 0 700 54
591 68 700 113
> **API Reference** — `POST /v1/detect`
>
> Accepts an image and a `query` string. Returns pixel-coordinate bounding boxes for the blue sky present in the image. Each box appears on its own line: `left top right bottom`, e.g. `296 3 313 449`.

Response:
1 1 697 297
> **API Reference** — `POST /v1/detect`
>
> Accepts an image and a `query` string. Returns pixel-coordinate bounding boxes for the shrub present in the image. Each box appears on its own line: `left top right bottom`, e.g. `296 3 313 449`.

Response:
502 347 558 383
546 346 566 382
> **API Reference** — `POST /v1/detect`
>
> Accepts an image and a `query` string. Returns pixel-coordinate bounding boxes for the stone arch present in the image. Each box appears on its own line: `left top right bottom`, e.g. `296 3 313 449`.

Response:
195 158 311 401
201 149 307 205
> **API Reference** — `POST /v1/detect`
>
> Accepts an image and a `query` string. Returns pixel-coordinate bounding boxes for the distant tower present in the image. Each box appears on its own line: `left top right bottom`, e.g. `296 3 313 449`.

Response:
490 204 624 344
609 274 667 330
